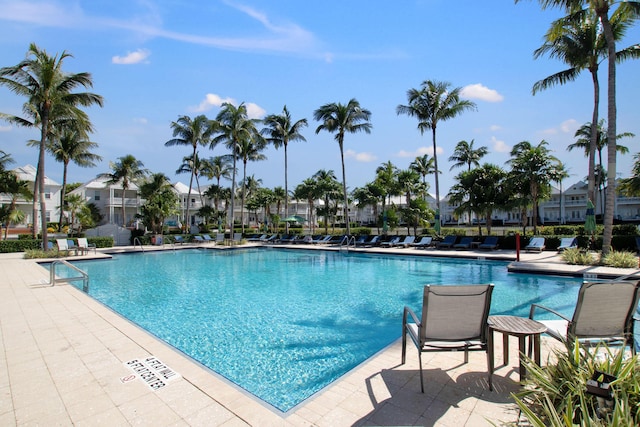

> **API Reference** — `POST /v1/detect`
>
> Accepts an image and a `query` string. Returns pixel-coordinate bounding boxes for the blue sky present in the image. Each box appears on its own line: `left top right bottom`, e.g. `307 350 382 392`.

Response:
1 0 639 198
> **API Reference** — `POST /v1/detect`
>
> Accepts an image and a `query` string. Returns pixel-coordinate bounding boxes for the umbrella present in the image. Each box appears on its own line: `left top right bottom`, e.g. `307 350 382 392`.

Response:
282 215 306 223
585 199 596 249
434 209 441 235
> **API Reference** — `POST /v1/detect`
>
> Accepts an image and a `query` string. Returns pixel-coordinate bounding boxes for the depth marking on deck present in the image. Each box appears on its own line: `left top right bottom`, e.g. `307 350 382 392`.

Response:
122 356 181 390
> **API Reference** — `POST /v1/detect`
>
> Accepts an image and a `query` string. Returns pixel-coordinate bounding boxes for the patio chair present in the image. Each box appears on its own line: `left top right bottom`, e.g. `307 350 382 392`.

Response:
172 235 185 245
411 236 433 248
77 237 97 254
635 236 640 254
436 235 457 249
529 280 640 354
232 233 243 245
400 235 416 247
202 234 214 243
193 235 205 244
362 235 381 247
216 233 225 244
524 237 545 252
453 237 473 250
557 237 577 252
56 238 71 254
478 236 499 250
380 236 401 247
402 284 495 392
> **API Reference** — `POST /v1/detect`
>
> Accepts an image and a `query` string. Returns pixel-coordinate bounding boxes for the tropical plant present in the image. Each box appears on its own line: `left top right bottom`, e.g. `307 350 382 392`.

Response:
0 43 103 247
513 340 640 426
314 99 372 236
313 169 341 234
618 152 640 196
176 152 207 208
138 173 179 234
352 181 385 231
508 140 562 234
0 171 33 240
211 103 258 231
165 115 215 226
448 139 488 171
409 154 435 203
397 80 477 214
262 105 308 233
561 247 596 264
236 134 266 233
98 154 148 226
294 178 320 234
201 155 233 211
601 250 638 267
64 193 87 236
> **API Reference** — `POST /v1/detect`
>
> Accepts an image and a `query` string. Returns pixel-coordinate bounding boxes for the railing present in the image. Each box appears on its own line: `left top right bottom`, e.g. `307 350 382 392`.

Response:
133 237 144 252
339 235 356 251
49 260 89 293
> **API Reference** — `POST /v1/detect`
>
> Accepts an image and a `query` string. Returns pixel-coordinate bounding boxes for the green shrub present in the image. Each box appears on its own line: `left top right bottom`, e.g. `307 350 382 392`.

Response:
561 248 596 265
601 251 638 268
514 341 640 426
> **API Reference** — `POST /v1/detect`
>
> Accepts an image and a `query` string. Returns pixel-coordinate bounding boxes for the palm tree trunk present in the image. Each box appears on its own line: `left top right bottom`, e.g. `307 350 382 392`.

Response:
600 10 616 255
588 72 599 208
339 140 350 235
431 127 440 214
32 165 39 239
229 154 237 232
38 114 49 247
284 143 289 234
241 160 247 235
58 162 69 231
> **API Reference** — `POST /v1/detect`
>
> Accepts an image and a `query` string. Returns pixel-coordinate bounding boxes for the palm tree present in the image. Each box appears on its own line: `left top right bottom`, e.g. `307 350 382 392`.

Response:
375 161 401 233
397 80 477 214
313 169 340 234
98 155 148 227
550 162 571 224
314 99 372 235
262 105 308 233
618 152 640 196
165 115 214 227
569 120 632 213
508 140 562 234
176 152 207 209
139 173 178 235
352 181 385 232
237 134 267 233
532 6 639 213
33 125 101 230
64 193 87 237
0 172 33 240
201 155 233 211
0 43 103 247
211 103 258 231
272 186 287 218
519 1 640 253
449 139 488 171
294 178 320 234
409 154 435 201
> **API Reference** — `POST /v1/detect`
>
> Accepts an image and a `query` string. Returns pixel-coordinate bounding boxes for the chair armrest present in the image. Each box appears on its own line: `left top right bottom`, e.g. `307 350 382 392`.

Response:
529 303 571 322
403 306 421 328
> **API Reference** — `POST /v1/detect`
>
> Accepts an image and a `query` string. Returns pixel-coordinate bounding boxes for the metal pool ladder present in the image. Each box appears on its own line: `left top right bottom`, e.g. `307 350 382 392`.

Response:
49 259 89 293
339 235 356 252
133 237 144 252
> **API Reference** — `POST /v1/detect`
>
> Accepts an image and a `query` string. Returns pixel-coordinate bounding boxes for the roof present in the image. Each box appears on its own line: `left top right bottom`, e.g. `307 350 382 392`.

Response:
13 164 61 187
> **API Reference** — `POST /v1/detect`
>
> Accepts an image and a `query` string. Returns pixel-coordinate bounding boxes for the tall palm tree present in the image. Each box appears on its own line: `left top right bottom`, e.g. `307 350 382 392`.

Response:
272 186 287 218
237 134 267 233
449 139 488 171
519 0 640 253
532 6 639 212
397 80 477 214
0 172 33 240
0 43 103 247
165 115 214 227
176 152 207 209
98 155 148 227
313 169 340 234
139 173 179 235
212 103 258 231
314 99 372 235
262 105 308 233
550 162 571 224
618 152 640 196
32 125 101 230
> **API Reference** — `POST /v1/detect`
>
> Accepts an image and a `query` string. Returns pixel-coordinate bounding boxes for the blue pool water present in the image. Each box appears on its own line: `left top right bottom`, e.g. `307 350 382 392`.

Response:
56 248 582 411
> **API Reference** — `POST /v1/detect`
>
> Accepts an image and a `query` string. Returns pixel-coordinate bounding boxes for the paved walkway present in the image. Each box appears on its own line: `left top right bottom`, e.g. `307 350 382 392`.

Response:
1 245 638 426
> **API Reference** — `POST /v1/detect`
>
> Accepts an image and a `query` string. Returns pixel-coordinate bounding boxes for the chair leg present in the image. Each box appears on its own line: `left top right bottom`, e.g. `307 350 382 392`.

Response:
418 351 424 393
401 328 407 365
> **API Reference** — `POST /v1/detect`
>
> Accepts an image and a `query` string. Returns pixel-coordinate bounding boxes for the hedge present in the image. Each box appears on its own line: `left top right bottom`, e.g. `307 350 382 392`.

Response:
0 236 114 253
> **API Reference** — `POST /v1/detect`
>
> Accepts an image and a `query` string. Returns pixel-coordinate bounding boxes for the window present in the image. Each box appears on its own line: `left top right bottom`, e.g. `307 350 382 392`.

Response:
94 191 100 201
44 192 51 199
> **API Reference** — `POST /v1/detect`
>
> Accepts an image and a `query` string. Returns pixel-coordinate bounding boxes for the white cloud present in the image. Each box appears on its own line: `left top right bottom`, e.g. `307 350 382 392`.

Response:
396 146 443 158
112 49 151 65
0 125 11 132
133 117 148 125
540 118 579 136
491 136 511 153
190 94 265 119
345 150 376 162
461 84 504 102
489 125 502 132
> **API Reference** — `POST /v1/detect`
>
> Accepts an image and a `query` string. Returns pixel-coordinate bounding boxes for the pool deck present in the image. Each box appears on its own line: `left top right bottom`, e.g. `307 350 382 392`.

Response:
1 243 639 426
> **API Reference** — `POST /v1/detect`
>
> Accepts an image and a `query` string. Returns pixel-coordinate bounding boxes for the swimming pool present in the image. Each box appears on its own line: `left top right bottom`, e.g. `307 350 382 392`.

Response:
57 248 581 412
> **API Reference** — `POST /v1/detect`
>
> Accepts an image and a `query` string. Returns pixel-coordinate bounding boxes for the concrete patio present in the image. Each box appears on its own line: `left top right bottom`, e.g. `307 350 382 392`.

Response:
1 245 638 426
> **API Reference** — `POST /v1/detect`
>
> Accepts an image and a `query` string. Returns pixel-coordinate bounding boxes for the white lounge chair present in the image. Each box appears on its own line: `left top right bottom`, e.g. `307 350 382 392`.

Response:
77 237 96 254
524 237 545 252
557 237 577 252
411 236 433 248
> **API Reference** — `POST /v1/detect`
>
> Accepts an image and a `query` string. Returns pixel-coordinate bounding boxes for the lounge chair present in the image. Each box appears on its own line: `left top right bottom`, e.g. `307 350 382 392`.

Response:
529 280 640 354
216 233 225 244
478 236 499 250
232 233 243 245
172 235 185 245
56 238 73 255
247 234 267 242
77 237 97 254
262 234 278 244
67 239 80 254
402 284 495 392
380 236 401 247
353 235 368 246
202 234 214 243
557 237 577 252
453 237 473 250
310 235 329 244
524 237 545 252
400 235 415 247
411 236 433 248
362 235 381 247
193 235 205 244
436 235 457 249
